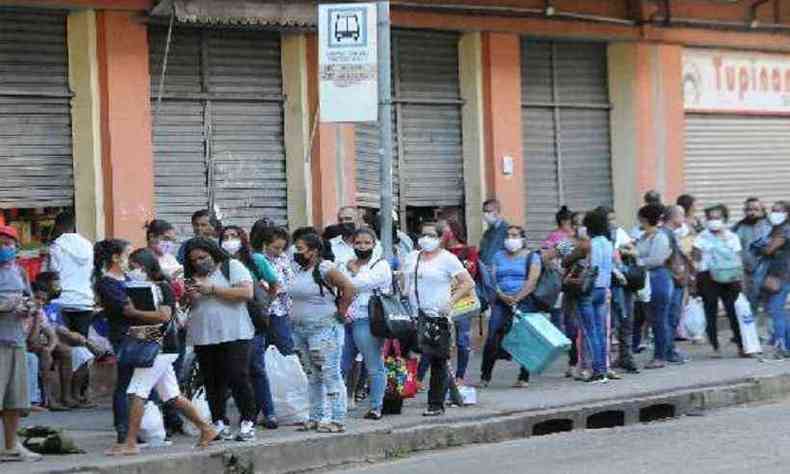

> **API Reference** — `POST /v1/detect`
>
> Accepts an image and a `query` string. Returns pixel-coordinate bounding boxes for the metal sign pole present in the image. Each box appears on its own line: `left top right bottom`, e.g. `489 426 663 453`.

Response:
377 0 394 259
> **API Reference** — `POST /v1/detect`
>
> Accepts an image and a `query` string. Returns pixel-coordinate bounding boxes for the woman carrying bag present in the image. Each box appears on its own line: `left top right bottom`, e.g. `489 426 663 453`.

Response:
404 222 474 417
760 201 790 359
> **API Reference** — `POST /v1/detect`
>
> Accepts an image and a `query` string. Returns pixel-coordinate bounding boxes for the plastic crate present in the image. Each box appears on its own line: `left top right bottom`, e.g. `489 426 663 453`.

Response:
502 311 571 374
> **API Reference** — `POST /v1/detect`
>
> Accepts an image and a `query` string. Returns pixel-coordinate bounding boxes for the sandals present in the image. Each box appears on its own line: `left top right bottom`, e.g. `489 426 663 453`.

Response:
105 444 141 456
363 410 383 420
316 422 346 433
297 421 319 432
196 427 220 449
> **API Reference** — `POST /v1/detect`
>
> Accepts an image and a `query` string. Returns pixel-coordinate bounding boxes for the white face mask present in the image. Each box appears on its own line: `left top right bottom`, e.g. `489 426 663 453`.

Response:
707 219 724 232
769 212 787 226
577 226 588 239
127 268 148 282
674 223 690 239
483 212 498 226
419 236 440 253
221 239 242 255
504 238 524 253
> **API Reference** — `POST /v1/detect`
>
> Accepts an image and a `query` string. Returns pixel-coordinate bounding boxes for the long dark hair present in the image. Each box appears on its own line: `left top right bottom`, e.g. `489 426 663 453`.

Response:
182 237 228 280
130 248 168 283
220 225 255 274
250 218 276 252
93 239 130 283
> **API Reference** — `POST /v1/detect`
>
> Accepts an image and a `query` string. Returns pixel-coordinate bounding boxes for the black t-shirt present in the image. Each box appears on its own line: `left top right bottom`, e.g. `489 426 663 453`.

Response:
95 276 130 344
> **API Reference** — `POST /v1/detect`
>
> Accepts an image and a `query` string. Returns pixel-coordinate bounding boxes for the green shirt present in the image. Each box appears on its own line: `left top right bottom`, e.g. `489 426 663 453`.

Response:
252 252 280 285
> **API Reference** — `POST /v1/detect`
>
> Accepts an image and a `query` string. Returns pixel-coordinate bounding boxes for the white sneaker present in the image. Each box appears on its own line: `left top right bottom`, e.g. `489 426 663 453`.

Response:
1 442 43 462
235 420 256 442
214 421 233 441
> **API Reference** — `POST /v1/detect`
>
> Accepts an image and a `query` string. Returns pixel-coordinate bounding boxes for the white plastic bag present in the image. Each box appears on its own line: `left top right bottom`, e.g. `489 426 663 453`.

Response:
458 386 477 405
735 293 762 355
140 401 167 445
183 390 211 436
265 346 309 425
681 297 706 341
637 270 652 303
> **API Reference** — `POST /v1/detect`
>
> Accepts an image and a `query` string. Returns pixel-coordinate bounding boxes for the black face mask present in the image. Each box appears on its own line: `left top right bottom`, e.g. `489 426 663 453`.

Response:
743 215 759 224
354 248 373 260
49 290 62 300
294 252 311 268
193 260 215 277
340 222 356 239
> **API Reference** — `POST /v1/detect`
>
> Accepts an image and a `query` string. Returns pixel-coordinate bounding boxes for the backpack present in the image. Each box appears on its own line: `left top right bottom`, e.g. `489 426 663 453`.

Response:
709 237 744 284
221 260 271 334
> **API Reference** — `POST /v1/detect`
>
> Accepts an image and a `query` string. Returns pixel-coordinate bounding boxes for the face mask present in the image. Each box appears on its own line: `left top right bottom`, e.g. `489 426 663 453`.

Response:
128 268 148 282
340 222 356 239
120 257 130 273
504 238 523 253
419 237 440 253
221 239 242 255
0 245 16 264
707 219 724 232
354 248 373 260
49 290 62 300
743 215 760 225
193 260 215 277
293 252 311 269
769 212 787 226
577 226 589 239
483 212 498 226
155 241 177 256
674 223 690 239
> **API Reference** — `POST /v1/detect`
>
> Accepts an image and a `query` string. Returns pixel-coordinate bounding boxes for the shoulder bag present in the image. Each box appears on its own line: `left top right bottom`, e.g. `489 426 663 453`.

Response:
530 251 562 310
222 260 272 334
709 238 744 284
118 325 162 369
562 260 598 298
368 260 416 340
414 252 452 359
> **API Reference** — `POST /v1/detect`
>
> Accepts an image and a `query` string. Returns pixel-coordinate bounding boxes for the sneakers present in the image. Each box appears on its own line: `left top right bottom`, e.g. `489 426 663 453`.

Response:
236 420 257 442
214 421 234 442
422 408 445 417
260 415 279 430
586 374 609 384
1 443 43 462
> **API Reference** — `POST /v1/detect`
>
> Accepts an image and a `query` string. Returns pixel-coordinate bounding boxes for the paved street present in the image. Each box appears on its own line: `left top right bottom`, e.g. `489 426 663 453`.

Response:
335 398 790 474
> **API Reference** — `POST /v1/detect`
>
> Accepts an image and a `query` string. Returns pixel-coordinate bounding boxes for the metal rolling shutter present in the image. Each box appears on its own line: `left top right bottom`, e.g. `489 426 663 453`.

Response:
521 40 612 244
354 118 399 209
685 115 790 223
0 8 73 209
397 30 463 207
150 28 286 235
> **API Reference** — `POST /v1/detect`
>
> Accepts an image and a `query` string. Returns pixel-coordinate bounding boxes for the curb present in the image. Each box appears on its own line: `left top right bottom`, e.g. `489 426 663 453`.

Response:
61 372 790 474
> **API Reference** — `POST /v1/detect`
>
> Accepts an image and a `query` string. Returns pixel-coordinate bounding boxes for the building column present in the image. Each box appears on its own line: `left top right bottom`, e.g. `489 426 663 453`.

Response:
96 11 154 245
306 33 356 229
481 32 524 227
68 10 104 242
608 42 685 227
459 32 486 245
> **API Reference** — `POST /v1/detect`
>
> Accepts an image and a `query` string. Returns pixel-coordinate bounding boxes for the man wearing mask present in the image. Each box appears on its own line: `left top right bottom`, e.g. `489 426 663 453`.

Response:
330 206 382 265
733 197 771 313
177 209 220 265
479 199 509 267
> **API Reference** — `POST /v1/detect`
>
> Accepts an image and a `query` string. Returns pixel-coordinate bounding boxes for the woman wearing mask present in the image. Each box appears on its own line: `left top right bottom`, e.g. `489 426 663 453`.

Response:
250 221 294 355
760 202 790 358
145 220 182 279
480 226 540 388
575 210 614 382
338 228 391 420
183 238 258 442
219 226 280 430
405 223 474 416
692 205 744 357
635 205 674 370
106 249 217 455
290 233 355 433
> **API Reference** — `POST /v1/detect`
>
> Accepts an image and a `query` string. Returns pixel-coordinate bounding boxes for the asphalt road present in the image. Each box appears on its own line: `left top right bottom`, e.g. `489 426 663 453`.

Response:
334 398 790 474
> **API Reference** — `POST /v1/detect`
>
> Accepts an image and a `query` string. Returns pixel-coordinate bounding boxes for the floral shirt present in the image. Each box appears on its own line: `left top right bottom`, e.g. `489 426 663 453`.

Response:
268 252 294 317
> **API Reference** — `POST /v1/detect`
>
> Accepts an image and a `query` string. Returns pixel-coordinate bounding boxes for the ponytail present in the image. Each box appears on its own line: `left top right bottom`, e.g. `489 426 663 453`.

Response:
93 239 130 283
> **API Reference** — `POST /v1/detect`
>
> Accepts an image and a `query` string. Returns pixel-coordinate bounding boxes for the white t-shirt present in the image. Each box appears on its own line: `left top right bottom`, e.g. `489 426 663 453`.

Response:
403 250 467 317
693 229 742 273
330 235 383 265
614 227 633 249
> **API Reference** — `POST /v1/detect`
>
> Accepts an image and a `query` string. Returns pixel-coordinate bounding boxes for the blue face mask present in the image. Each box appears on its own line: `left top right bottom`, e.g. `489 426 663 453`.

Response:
0 245 17 264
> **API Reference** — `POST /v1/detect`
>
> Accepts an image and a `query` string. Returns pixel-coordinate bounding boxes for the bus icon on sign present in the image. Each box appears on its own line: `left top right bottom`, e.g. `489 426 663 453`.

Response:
334 13 360 42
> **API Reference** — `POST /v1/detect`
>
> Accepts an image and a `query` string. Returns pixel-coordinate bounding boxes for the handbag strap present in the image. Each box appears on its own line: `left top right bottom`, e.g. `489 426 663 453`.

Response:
414 252 422 310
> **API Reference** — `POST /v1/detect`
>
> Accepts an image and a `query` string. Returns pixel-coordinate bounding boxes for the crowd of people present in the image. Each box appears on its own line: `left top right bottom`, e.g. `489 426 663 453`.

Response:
1 190 789 462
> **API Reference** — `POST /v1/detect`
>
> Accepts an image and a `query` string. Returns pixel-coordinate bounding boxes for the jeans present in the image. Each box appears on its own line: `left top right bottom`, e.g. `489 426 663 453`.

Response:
648 268 674 362
610 286 635 366
454 317 471 379
112 339 134 442
667 285 685 358
250 334 275 418
766 281 790 351
632 301 649 351
293 322 347 425
26 352 40 405
341 319 385 412
480 300 531 382
577 288 608 376
194 339 257 424
423 353 450 411
269 315 294 356
698 272 743 351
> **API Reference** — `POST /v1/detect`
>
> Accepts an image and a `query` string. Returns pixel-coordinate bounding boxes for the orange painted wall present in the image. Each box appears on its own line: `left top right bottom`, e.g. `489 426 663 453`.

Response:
96 10 153 245
481 32 524 225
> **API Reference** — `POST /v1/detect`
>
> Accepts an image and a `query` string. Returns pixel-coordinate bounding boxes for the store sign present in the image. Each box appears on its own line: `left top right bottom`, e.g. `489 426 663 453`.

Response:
319 3 378 122
683 49 790 113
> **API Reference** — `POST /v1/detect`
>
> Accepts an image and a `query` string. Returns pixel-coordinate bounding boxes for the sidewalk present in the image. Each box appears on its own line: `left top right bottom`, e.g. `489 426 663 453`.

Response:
4 338 790 474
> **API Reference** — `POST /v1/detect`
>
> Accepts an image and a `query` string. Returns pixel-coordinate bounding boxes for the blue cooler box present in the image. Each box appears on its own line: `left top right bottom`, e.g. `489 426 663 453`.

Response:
502 311 571 374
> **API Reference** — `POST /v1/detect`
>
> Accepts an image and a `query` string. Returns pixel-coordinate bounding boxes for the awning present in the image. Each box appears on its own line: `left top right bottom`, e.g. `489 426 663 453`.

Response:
150 0 317 27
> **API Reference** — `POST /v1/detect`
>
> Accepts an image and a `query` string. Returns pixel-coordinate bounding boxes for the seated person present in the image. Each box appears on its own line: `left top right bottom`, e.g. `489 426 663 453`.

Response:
24 286 57 412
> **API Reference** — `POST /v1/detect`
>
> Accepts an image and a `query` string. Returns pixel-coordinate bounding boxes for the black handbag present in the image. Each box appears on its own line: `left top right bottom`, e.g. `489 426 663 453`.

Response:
369 290 416 340
414 252 452 359
117 328 161 369
623 263 647 291
530 251 562 310
563 262 599 298
222 261 272 334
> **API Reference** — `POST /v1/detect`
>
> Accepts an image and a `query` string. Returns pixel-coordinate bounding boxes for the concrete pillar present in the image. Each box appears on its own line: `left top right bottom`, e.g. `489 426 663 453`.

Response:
459 32 487 245
67 10 104 242
608 43 685 227
282 34 312 230
481 32 524 227
95 11 154 245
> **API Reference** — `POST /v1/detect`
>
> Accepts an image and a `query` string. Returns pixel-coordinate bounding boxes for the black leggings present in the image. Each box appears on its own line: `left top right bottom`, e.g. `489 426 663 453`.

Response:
194 339 257 424
698 272 742 351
